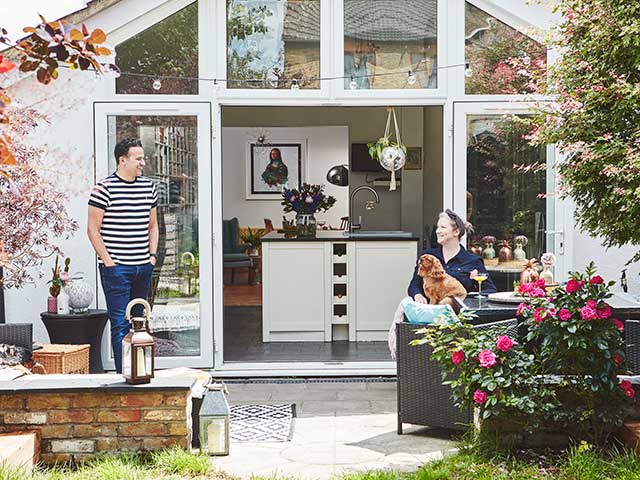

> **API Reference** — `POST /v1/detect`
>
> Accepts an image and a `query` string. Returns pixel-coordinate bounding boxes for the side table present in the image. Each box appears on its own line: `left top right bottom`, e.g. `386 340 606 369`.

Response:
40 309 108 373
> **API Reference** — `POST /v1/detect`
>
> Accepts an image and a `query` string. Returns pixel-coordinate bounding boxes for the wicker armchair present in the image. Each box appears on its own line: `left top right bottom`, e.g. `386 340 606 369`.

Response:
625 320 640 374
0 323 33 363
396 318 518 434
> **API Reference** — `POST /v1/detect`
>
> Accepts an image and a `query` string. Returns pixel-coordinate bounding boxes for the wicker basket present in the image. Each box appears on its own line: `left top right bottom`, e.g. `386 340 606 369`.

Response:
33 344 90 375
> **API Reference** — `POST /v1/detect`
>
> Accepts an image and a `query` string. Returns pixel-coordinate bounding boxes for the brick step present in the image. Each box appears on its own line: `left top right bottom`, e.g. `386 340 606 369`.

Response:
0 431 40 472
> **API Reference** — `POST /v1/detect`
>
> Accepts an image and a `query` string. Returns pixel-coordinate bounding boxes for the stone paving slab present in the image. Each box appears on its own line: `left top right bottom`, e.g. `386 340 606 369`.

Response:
213 381 457 479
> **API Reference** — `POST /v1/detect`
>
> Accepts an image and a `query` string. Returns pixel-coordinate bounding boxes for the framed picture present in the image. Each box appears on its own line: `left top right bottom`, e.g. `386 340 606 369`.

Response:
404 147 423 170
247 143 303 199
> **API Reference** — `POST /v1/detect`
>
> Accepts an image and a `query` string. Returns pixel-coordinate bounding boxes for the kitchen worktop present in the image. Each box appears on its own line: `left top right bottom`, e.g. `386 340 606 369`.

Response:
261 231 420 242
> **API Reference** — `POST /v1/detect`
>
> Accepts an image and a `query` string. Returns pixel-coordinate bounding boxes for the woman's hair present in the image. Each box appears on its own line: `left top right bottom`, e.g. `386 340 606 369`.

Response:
439 209 474 239
270 148 282 160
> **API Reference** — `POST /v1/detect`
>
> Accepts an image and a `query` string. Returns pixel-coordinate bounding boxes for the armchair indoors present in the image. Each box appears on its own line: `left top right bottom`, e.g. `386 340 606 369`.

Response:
223 217 252 284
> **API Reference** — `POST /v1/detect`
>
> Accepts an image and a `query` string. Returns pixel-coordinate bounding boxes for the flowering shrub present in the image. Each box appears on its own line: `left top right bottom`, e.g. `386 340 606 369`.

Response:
414 311 556 429
281 183 335 215
517 262 631 440
419 262 634 443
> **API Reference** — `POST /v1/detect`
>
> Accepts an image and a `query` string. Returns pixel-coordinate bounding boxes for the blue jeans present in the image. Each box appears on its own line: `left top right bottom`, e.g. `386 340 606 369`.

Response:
99 263 154 373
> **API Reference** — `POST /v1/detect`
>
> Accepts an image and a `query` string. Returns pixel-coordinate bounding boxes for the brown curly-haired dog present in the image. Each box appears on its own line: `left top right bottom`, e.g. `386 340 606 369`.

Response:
418 254 467 305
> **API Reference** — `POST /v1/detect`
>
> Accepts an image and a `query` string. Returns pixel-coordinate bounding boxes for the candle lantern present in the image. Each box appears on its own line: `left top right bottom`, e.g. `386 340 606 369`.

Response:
122 298 155 385
199 383 230 456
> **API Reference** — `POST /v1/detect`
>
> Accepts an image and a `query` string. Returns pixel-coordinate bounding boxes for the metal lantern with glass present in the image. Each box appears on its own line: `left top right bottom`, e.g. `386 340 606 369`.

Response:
199 383 230 456
122 298 155 385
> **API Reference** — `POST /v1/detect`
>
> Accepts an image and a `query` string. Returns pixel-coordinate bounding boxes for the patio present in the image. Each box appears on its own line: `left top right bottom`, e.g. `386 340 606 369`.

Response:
215 379 457 478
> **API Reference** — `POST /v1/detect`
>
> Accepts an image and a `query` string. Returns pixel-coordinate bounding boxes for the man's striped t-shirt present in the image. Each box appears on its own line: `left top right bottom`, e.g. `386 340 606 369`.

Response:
88 173 158 265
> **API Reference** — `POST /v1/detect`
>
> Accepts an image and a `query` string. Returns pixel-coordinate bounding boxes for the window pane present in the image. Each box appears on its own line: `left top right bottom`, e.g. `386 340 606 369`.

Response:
115 3 198 95
465 2 546 95
108 115 201 357
343 0 437 90
466 115 548 288
227 0 321 89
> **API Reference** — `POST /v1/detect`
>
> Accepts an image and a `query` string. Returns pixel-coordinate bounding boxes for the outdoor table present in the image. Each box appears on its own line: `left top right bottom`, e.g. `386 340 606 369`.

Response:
40 309 108 374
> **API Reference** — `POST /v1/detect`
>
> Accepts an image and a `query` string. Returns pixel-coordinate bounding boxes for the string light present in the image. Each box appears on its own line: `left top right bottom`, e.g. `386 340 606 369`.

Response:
464 62 473 78
290 79 300 91
407 70 417 85
522 55 531 66
152 78 162 90
349 76 358 90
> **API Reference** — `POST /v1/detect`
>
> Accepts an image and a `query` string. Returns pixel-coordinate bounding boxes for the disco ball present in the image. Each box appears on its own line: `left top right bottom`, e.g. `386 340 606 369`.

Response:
379 145 406 172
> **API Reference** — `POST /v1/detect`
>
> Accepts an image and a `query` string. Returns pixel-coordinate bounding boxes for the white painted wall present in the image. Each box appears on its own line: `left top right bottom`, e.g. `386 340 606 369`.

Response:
222 126 349 228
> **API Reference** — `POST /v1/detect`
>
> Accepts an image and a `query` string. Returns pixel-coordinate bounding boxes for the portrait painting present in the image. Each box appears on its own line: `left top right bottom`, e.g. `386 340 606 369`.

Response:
248 143 302 198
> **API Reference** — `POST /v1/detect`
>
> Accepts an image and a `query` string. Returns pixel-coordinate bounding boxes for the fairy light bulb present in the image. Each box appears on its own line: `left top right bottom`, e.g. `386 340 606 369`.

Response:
407 70 417 85
464 63 473 78
291 79 300 92
522 55 531 66
152 79 162 91
349 76 358 90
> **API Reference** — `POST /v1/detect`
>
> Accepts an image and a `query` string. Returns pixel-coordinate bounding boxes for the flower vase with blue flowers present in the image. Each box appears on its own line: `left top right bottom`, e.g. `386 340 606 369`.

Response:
281 183 336 237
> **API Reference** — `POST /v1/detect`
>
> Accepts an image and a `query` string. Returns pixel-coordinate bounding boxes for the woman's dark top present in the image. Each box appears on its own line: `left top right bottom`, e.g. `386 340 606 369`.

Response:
407 245 497 299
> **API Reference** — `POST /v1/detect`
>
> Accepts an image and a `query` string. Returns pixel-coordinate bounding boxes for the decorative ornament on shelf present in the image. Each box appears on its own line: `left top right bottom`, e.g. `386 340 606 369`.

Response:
281 183 336 238
540 252 557 285
481 235 496 260
520 258 540 284
513 235 528 261
367 107 406 191
498 239 513 263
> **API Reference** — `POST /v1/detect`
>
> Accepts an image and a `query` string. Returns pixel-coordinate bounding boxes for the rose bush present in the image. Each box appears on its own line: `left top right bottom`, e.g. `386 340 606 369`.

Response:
417 262 634 444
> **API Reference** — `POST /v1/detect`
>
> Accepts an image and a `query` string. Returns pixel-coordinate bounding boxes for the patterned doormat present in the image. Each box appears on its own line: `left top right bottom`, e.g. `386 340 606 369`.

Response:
230 404 296 442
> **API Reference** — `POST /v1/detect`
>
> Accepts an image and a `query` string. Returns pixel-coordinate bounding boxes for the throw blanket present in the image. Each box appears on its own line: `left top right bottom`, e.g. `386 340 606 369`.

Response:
387 297 410 360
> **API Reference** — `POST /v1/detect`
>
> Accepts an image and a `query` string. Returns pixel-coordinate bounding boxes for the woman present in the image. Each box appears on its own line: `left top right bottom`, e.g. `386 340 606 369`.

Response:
261 148 289 188
407 209 497 303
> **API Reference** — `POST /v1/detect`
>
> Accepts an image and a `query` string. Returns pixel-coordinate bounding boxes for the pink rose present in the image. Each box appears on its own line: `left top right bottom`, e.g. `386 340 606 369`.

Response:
625 388 635 399
496 335 515 352
579 306 598 321
558 308 572 321
611 318 625 332
478 349 497 368
452 350 465 365
620 380 635 399
535 279 546 289
597 304 612 319
612 354 623 366
565 279 582 293
590 275 604 285
470 269 478 280
60 271 70 282
586 299 597 310
534 307 548 323
529 287 546 298
516 302 530 316
473 389 488 405
518 282 532 295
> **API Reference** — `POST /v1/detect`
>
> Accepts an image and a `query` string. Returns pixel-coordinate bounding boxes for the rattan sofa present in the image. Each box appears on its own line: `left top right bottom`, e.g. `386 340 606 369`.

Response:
396 318 518 434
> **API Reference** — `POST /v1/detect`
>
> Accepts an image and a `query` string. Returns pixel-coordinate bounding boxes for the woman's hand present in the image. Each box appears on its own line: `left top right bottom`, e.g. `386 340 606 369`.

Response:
414 294 429 304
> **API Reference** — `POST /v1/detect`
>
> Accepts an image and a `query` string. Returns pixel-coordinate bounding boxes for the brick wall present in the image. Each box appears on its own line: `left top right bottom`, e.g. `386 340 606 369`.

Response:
0 390 192 464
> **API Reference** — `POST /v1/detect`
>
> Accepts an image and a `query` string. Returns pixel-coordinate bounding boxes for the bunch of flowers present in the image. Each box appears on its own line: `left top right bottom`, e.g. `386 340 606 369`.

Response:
281 183 336 215
517 261 632 440
47 256 70 298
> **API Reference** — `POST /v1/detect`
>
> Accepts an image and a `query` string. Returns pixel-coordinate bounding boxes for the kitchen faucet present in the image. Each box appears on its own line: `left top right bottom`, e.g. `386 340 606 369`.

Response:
347 185 381 234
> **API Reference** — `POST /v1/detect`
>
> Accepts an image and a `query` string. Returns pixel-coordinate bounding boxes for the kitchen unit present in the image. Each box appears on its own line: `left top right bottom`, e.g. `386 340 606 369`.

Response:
261 231 419 342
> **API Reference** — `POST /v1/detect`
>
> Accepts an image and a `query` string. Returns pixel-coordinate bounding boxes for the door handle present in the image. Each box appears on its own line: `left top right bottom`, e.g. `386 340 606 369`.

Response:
544 228 564 255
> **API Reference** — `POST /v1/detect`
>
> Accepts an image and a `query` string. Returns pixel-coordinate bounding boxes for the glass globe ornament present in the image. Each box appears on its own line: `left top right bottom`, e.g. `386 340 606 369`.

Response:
379 145 406 172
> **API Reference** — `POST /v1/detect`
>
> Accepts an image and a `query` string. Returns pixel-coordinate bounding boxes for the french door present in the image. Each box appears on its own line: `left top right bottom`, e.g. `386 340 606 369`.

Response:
451 102 566 286
94 102 214 369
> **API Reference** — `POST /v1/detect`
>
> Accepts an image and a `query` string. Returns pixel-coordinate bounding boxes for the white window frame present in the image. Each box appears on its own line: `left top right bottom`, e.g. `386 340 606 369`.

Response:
94 101 215 370
451 101 568 279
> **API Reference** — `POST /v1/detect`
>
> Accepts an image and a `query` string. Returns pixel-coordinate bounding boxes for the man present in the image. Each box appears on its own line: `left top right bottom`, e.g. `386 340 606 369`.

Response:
88 138 159 373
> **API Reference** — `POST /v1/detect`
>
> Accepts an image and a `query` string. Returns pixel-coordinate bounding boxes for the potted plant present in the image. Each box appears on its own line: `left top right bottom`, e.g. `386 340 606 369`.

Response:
281 183 336 238
240 228 265 256
47 257 70 314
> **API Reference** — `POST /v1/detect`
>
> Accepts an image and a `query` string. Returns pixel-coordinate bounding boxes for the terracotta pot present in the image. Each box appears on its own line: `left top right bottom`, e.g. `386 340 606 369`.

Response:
520 259 540 284
498 241 513 263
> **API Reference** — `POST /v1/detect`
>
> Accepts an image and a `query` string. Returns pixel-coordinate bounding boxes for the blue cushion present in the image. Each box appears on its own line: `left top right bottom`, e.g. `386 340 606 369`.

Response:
401 298 458 325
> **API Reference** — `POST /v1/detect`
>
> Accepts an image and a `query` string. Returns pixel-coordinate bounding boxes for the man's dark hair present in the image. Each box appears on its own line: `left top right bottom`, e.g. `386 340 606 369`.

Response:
114 138 143 164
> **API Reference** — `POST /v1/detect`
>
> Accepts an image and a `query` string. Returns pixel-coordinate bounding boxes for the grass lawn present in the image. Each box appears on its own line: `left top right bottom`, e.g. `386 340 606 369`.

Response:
2 443 640 479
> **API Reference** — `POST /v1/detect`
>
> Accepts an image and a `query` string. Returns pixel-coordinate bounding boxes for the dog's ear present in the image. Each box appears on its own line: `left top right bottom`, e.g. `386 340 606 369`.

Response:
429 259 446 279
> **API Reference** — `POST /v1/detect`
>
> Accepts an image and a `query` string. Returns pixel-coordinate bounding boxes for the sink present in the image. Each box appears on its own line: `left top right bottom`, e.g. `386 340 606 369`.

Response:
346 230 413 238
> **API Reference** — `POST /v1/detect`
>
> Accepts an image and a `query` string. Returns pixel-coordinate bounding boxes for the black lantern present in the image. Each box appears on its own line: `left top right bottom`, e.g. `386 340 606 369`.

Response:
326 165 349 187
122 298 155 385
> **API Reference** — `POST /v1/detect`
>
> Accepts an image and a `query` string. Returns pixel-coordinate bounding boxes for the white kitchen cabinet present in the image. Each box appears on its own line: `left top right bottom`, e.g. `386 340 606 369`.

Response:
262 233 417 342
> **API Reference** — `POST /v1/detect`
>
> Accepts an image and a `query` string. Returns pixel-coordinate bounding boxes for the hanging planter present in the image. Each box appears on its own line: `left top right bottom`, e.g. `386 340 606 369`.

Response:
367 106 407 191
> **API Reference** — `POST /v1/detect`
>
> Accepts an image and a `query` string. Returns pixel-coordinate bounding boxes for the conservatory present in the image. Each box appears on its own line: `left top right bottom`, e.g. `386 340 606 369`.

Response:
4 0 573 375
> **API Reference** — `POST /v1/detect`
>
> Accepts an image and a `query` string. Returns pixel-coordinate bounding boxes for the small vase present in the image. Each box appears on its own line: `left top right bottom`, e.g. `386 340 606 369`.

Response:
482 244 495 260
513 244 526 262
540 266 554 285
57 288 70 315
295 213 317 238
520 260 540 284
498 243 513 263
47 296 57 314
